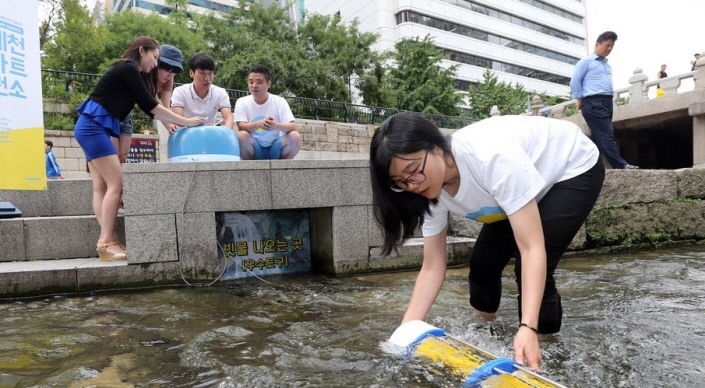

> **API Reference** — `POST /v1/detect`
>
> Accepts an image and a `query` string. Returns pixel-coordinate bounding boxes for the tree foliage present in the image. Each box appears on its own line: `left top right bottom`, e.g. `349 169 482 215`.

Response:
466 69 530 120
39 0 61 50
40 0 390 103
41 0 106 73
208 3 310 97
358 59 395 108
210 1 385 102
163 0 191 27
298 13 385 102
388 36 462 115
38 0 475 117
101 10 203 83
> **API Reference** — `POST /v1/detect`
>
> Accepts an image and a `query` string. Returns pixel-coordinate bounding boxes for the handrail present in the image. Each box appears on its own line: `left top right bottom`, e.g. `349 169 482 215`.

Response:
41 69 475 129
533 66 703 118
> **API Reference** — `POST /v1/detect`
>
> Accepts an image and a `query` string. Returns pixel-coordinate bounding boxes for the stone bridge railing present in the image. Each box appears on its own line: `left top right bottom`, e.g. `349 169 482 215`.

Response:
523 52 705 168
534 52 705 119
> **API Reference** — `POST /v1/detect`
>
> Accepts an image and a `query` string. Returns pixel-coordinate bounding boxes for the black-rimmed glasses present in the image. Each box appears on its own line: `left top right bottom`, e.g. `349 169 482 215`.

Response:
158 63 180 74
390 148 429 192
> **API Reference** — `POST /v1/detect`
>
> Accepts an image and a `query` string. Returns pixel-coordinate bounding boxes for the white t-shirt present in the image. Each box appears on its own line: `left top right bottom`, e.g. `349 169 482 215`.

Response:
422 115 599 237
171 83 231 125
234 94 295 147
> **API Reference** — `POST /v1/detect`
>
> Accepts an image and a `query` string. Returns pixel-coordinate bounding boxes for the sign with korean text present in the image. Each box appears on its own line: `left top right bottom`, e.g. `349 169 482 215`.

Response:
0 0 45 190
127 139 157 163
216 210 311 280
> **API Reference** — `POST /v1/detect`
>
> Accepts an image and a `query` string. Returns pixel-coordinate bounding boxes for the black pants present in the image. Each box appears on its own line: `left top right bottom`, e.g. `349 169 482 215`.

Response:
581 96 628 168
468 161 604 334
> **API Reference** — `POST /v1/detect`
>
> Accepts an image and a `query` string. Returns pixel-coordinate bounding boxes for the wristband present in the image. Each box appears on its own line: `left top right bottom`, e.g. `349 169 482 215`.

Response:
518 322 539 334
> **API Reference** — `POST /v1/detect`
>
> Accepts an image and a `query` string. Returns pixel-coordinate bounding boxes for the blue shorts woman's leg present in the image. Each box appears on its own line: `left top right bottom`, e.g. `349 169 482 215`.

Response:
74 114 117 161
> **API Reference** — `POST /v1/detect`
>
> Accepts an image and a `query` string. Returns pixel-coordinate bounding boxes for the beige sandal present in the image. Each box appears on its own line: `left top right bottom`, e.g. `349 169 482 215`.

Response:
97 241 127 261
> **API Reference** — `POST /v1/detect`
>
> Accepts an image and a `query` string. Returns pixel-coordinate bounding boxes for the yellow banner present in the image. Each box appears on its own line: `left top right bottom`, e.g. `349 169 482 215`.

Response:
0 0 45 190
0 127 45 190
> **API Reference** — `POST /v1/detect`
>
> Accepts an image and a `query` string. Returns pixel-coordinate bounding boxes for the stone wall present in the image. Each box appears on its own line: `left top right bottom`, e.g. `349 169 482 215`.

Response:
297 120 376 153
5 166 705 261
45 119 376 179
448 168 705 253
34 128 705 260
44 130 160 179
2 164 705 297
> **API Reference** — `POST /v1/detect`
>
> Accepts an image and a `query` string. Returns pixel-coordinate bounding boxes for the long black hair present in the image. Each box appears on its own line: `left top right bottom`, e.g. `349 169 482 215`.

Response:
370 112 452 255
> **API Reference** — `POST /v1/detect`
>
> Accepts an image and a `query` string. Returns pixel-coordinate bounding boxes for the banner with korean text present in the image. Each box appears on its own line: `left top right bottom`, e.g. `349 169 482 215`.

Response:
0 0 45 190
216 210 311 280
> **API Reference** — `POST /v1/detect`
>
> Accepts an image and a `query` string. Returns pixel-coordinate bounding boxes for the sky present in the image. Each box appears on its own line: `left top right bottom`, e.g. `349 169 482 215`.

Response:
584 0 704 90
74 0 704 90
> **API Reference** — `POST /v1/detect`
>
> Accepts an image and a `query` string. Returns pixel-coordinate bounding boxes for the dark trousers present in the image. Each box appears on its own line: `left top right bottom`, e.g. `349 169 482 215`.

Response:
580 96 628 168
468 161 605 334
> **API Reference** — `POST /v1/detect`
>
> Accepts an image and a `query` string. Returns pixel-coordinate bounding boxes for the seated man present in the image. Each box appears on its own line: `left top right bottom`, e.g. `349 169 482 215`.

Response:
234 65 301 160
171 53 233 128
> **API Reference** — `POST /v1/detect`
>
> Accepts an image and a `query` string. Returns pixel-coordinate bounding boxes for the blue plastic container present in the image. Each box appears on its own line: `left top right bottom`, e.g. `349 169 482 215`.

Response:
167 126 240 162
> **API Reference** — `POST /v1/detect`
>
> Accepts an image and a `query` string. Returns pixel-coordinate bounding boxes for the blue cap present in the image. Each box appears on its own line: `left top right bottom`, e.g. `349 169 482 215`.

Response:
159 44 183 71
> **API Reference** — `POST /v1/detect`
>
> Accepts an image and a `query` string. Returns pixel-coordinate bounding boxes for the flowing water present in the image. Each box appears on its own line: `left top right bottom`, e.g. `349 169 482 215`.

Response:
1 245 705 388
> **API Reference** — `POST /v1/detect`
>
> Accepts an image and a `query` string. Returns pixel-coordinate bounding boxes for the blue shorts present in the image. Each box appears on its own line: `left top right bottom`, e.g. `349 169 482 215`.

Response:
120 113 134 136
74 100 120 161
253 136 284 160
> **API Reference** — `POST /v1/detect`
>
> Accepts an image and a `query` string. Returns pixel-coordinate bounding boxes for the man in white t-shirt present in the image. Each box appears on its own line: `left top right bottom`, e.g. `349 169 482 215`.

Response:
171 53 233 129
234 65 301 160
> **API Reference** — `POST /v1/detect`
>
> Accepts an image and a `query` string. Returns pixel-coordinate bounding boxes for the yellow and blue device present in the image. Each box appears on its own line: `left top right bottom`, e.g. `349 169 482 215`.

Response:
388 320 567 388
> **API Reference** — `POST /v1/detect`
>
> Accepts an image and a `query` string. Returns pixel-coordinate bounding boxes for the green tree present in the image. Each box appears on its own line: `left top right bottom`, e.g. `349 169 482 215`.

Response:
388 36 462 115
298 13 384 102
39 0 61 50
164 0 190 25
197 1 390 103
200 2 308 95
101 10 203 82
466 69 530 120
358 59 395 108
41 0 106 73
38 0 404 110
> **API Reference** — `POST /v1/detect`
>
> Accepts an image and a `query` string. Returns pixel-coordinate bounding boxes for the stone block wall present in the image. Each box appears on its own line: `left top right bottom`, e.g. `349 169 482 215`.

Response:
44 119 375 179
44 130 160 179
296 121 376 153
119 160 377 280
448 168 705 252
3 163 705 298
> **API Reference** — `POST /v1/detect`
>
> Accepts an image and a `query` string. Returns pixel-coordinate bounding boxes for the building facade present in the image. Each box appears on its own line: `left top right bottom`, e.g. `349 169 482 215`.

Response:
106 0 237 16
294 0 588 98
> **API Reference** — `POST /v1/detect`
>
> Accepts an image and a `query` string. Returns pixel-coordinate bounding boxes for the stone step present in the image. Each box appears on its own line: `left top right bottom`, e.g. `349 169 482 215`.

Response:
62 171 90 180
0 258 126 297
0 179 93 217
0 257 180 299
369 237 476 271
295 150 368 160
0 215 124 262
0 237 474 299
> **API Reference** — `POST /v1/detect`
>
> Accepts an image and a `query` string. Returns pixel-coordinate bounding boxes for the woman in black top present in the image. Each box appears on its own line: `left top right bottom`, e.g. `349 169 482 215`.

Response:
73 36 205 261
657 64 668 79
656 64 668 97
115 44 185 164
